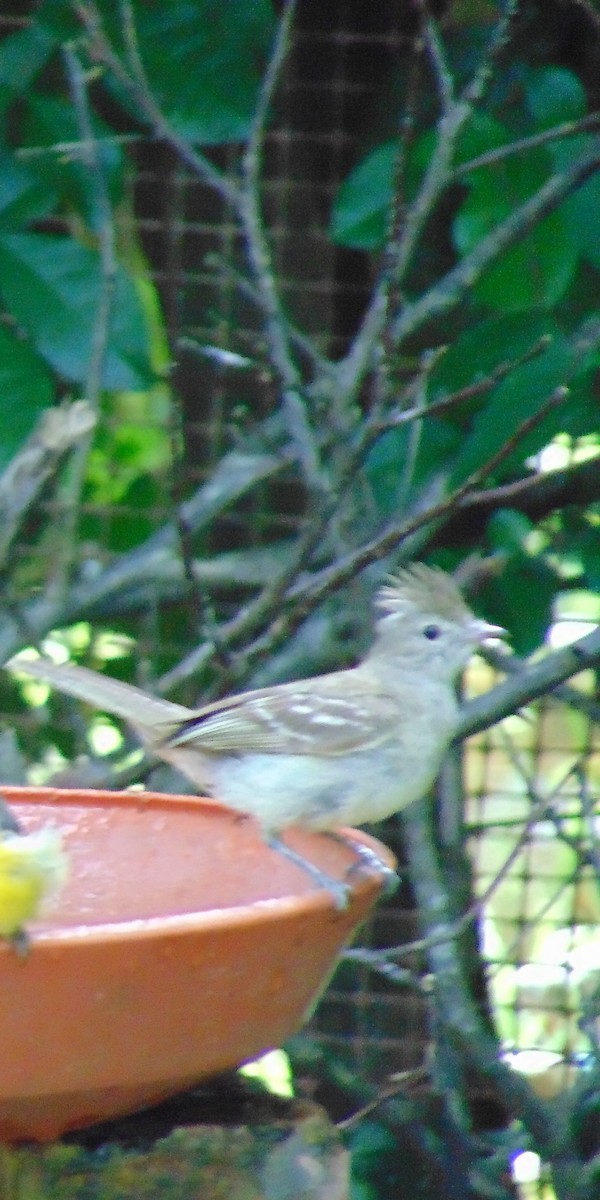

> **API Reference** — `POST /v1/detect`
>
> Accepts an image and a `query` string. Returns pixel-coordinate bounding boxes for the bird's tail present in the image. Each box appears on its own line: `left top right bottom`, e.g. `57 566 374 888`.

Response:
6 655 190 735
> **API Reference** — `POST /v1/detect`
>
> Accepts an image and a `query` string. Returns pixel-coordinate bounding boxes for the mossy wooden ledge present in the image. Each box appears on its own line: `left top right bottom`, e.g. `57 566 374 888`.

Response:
0 1087 349 1200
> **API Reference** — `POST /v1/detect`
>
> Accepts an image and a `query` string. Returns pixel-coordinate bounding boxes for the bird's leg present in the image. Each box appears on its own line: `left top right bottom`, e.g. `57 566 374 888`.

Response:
265 835 350 910
325 831 399 897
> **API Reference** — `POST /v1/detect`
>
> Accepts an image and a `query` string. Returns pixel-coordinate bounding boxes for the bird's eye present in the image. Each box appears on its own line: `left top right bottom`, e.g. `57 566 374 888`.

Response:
423 624 441 640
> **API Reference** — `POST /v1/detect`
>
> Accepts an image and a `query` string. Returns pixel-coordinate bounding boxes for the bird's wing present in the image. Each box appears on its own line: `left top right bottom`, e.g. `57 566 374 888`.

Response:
7 655 403 757
168 678 400 756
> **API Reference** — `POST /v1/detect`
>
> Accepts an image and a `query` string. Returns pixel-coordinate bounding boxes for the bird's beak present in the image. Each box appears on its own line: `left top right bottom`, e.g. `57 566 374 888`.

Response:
471 619 508 644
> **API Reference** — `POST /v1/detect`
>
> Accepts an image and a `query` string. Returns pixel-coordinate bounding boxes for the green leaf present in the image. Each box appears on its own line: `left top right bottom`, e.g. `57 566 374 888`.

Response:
450 335 574 481
0 152 58 227
453 148 579 311
0 326 54 470
104 0 276 145
331 142 397 249
487 509 535 555
22 96 125 222
105 477 161 550
331 114 509 251
366 420 461 513
560 168 600 269
430 313 559 417
579 521 600 590
463 210 577 312
524 66 587 131
0 233 153 389
0 23 57 114
30 0 80 41
479 557 557 654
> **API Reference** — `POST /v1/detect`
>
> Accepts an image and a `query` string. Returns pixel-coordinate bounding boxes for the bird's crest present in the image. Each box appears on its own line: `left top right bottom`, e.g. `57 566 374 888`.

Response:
376 563 471 622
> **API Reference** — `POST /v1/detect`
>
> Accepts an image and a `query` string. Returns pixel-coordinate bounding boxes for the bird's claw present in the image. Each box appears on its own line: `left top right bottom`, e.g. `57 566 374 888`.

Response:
345 841 399 897
327 879 352 910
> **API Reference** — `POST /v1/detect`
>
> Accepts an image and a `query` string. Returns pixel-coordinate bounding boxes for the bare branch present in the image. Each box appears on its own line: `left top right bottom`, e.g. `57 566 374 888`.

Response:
271 387 569 623
239 0 325 493
458 626 600 737
335 0 517 403
75 0 238 206
198 257 330 377
0 451 286 666
461 0 517 106
391 146 600 344
0 403 96 567
375 334 552 434
48 45 116 602
482 641 600 723
415 0 454 113
62 44 116 405
402 797 560 1152
457 453 600 519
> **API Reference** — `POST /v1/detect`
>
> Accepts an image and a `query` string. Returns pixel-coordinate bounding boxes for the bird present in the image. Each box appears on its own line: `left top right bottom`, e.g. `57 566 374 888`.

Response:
7 564 504 906
0 797 68 956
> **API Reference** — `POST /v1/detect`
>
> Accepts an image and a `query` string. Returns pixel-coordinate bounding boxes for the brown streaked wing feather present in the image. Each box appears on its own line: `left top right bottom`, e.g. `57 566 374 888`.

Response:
166 688 401 756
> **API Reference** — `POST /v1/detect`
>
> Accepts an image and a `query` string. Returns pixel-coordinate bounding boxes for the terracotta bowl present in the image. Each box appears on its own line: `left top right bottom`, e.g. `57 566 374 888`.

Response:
0 787 394 1143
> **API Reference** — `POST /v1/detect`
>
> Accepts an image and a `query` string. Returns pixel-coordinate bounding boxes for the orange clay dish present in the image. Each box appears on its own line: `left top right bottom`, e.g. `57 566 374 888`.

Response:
0 786 394 1142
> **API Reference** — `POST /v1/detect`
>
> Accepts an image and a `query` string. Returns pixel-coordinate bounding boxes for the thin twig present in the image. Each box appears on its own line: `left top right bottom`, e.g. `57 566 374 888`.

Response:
471 751 592 926
176 510 233 677
374 36 422 395
455 453 600 523
501 739 600 876
415 0 454 113
263 387 569 627
74 0 237 206
335 0 516 405
373 335 552 435
336 1067 430 1131
239 0 325 493
198 255 330 376
160 388 566 681
63 46 116 403
461 0 517 107
454 111 600 178
17 132 143 158
48 45 116 602
347 760 589 982
402 798 561 1154
336 93 469 402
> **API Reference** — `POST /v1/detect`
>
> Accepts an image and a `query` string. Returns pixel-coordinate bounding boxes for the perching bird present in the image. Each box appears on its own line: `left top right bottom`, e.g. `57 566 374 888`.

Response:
7 564 504 905
0 797 68 956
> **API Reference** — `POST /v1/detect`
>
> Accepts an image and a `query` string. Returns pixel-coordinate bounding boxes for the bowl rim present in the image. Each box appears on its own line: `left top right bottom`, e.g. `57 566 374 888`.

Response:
0 785 395 949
